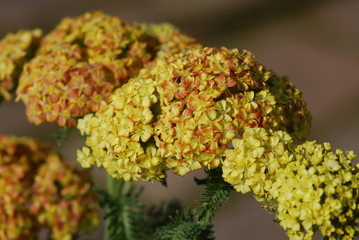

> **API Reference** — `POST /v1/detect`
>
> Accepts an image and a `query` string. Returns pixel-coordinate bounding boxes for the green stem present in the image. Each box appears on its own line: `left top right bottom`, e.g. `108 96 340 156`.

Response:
104 175 136 240
107 174 124 199
104 175 124 240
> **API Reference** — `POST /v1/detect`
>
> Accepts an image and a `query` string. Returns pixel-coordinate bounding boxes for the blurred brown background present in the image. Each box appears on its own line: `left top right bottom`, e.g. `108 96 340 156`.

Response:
1 0 359 239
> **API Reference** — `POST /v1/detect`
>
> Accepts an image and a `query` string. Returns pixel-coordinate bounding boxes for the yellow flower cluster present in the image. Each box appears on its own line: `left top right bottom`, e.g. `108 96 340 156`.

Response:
37 11 151 80
0 29 42 101
16 11 149 127
31 153 99 240
153 47 306 175
77 78 166 181
0 136 99 240
222 128 293 199
14 11 202 127
0 136 46 240
223 128 359 240
270 141 359 240
78 47 312 180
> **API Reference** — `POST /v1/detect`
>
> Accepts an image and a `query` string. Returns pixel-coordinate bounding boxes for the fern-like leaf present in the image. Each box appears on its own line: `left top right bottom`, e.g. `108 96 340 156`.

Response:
95 179 150 240
155 210 214 240
196 168 232 224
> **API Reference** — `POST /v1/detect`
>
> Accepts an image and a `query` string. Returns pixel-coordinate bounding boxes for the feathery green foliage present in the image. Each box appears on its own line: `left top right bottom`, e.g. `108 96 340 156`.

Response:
96 177 186 240
155 168 232 240
146 199 183 231
154 210 214 240
196 168 232 224
96 177 149 240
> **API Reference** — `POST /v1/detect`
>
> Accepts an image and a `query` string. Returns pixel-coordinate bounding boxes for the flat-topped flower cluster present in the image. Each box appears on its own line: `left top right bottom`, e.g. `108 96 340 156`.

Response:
0 29 41 101
0 136 99 240
0 11 200 126
223 128 359 240
77 47 311 182
1 11 358 240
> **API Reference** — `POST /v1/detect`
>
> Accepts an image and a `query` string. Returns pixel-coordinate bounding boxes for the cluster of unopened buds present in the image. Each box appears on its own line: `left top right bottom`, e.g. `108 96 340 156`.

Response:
0 10 358 240
0 136 99 240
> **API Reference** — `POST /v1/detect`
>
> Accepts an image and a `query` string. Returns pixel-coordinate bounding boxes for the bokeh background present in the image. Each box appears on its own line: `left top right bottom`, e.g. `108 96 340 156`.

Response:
1 0 359 239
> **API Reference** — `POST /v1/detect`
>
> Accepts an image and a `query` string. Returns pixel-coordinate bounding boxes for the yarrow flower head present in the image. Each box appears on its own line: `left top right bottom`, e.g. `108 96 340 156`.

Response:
222 127 293 199
270 141 359 240
16 11 148 127
0 136 99 240
77 77 166 181
30 153 99 240
77 46 311 181
0 136 46 240
0 29 42 102
15 11 202 127
223 127 359 240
